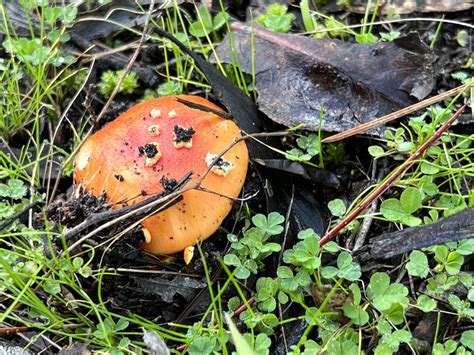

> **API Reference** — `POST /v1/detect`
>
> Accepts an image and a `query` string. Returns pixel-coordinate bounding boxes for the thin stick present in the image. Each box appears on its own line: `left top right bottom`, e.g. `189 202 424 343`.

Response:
322 84 470 143
319 104 467 246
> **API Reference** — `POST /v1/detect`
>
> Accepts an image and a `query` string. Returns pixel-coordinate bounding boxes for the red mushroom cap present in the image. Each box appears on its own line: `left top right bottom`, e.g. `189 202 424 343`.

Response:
74 95 249 255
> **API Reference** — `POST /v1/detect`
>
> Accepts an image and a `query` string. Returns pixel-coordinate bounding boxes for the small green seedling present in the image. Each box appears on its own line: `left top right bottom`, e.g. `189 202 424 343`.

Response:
224 212 283 279
321 252 361 281
327 199 359 233
433 245 464 275
257 4 295 33
342 283 369 325
366 272 409 312
286 133 320 162
98 69 138 97
189 5 229 38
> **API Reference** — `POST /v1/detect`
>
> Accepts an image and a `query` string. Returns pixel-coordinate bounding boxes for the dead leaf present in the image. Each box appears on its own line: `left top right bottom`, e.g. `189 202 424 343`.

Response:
142 329 170 355
132 276 206 303
214 23 435 134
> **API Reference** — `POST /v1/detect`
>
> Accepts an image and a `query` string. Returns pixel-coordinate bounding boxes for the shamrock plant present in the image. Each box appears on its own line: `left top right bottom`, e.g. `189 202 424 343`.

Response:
286 133 320 162
0 178 29 232
224 212 284 279
405 241 474 330
257 4 295 33
327 198 360 233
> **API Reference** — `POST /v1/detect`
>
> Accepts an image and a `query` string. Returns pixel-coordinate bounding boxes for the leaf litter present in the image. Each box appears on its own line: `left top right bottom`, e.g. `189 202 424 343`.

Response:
214 23 435 135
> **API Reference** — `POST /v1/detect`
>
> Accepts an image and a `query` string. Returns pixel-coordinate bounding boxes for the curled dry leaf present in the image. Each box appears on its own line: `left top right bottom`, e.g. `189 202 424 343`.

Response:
215 23 435 135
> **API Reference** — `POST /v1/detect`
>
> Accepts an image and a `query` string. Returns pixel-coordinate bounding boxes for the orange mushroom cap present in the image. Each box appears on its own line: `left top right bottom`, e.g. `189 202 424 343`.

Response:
74 95 249 255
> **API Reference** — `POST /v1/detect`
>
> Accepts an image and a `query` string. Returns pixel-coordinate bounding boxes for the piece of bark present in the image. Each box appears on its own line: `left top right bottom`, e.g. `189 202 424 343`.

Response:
370 207 474 259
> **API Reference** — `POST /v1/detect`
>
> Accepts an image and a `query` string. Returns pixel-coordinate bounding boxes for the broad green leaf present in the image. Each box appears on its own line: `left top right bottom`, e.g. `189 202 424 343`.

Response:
400 187 422 214
416 295 437 312
380 199 421 227
223 253 241 267
322 241 339 253
457 239 474 255
328 199 346 217
337 252 361 281
368 145 385 158
406 250 429 278
213 11 229 30
343 302 369 325
235 266 250 279
461 330 474 351
382 303 404 325
297 228 319 240
349 283 361 305
277 266 293 278
321 266 338 279
420 162 439 175
445 251 464 275
366 272 408 311
188 335 216 355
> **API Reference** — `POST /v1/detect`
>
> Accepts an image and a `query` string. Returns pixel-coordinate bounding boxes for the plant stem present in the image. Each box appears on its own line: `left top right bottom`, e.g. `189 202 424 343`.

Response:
319 104 467 246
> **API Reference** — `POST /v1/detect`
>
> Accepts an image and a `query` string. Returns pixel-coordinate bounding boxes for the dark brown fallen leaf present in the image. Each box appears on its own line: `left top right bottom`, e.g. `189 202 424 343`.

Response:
254 158 341 189
214 23 435 134
350 0 473 14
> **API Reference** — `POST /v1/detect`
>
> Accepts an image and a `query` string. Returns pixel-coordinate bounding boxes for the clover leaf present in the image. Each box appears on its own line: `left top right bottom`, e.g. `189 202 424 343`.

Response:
416 295 437 312
434 245 464 275
406 250 429 278
252 212 285 236
321 252 361 281
366 272 408 311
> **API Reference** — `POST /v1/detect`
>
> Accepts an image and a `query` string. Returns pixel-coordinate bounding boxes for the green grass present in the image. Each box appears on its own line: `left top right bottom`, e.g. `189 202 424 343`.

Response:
1 1 474 354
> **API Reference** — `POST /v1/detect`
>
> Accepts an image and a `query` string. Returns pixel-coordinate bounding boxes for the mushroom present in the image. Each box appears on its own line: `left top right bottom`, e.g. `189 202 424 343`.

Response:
74 95 249 257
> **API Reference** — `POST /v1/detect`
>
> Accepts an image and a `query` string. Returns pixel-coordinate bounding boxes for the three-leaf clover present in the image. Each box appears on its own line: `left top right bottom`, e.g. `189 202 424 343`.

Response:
434 245 464 275
366 272 408 311
255 277 279 312
252 212 285 236
321 252 361 281
256 4 295 33
283 229 321 270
